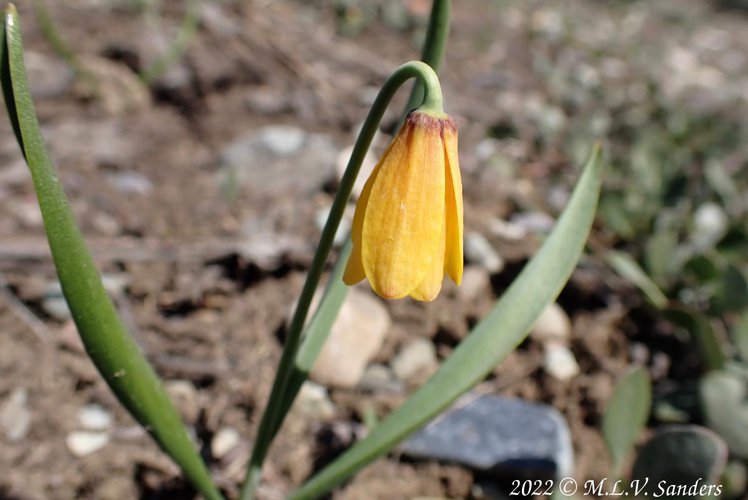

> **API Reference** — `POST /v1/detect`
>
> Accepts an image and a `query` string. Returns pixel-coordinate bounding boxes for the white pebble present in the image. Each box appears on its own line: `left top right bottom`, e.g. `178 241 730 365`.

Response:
211 427 241 459
544 343 580 381
66 431 110 457
78 404 113 431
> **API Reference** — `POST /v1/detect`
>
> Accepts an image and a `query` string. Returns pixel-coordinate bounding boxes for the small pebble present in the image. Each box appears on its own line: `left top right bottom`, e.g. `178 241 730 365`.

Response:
165 380 200 425
692 202 728 251
391 338 438 382
544 342 580 381
464 232 504 273
457 266 492 303
78 404 113 431
66 431 110 457
108 172 153 196
488 218 527 241
294 381 337 420
211 427 241 460
310 288 391 388
359 364 405 394
0 388 32 442
509 211 555 234
260 126 306 156
531 303 572 342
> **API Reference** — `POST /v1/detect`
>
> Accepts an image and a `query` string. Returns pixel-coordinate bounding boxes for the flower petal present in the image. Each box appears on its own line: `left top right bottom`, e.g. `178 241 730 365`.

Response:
410 216 446 301
362 115 446 299
443 120 463 285
343 161 382 285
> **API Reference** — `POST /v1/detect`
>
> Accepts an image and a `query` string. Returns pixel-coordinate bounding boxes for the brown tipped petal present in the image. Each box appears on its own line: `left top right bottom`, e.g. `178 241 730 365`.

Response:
362 115 447 299
443 123 464 285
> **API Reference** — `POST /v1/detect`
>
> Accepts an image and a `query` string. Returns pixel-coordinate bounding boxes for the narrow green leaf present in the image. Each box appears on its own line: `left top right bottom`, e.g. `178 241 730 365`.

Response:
140 0 200 84
602 366 652 477
644 230 679 284
700 369 748 459
290 145 603 500
732 311 748 363
713 264 748 313
1 6 222 499
605 249 669 309
664 306 726 371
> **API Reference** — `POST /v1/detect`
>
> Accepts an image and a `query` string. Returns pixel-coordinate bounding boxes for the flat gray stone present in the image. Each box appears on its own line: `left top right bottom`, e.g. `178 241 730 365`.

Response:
220 126 338 195
402 394 574 479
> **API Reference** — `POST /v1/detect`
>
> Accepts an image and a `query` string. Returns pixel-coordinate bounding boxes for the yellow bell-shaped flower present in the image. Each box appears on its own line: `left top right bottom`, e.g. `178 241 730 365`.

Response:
343 110 463 301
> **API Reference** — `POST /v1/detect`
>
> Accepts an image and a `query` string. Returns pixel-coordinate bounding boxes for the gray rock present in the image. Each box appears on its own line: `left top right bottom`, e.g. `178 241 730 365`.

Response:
245 86 293 115
488 218 527 241
107 172 153 196
359 363 405 394
41 290 71 321
401 394 574 479
238 217 309 271
25 51 75 99
43 118 136 168
509 211 555 234
42 275 128 321
465 232 505 273
391 338 438 383
221 126 338 195
310 288 391 388
0 388 32 442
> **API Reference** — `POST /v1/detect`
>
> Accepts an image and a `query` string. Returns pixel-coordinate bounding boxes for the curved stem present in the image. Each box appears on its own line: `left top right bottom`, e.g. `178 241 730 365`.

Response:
239 60 442 500
401 0 451 119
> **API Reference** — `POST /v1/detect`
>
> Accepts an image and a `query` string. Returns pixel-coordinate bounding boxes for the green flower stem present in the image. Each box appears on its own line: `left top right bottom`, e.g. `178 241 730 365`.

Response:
402 0 451 119
270 239 353 440
239 61 443 500
1 6 222 500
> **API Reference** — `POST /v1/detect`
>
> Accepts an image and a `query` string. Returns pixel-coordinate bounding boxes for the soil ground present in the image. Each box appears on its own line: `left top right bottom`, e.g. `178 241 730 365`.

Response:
0 1 745 499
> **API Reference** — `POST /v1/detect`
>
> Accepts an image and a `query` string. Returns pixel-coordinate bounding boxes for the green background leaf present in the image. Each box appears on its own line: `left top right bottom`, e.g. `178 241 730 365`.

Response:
602 366 652 477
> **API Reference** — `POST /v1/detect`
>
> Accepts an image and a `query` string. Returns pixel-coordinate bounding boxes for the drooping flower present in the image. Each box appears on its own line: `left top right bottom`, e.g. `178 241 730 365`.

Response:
343 110 463 302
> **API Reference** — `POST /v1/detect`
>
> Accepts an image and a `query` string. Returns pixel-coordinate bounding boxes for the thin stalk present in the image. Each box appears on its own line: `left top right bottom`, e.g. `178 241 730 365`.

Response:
140 0 200 84
31 0 98 94
401 0 451 121
268 240 353 441
239 61 443 500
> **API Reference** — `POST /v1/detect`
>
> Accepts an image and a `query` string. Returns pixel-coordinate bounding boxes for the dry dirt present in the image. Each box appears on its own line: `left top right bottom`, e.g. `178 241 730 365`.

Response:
0 0 735 499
